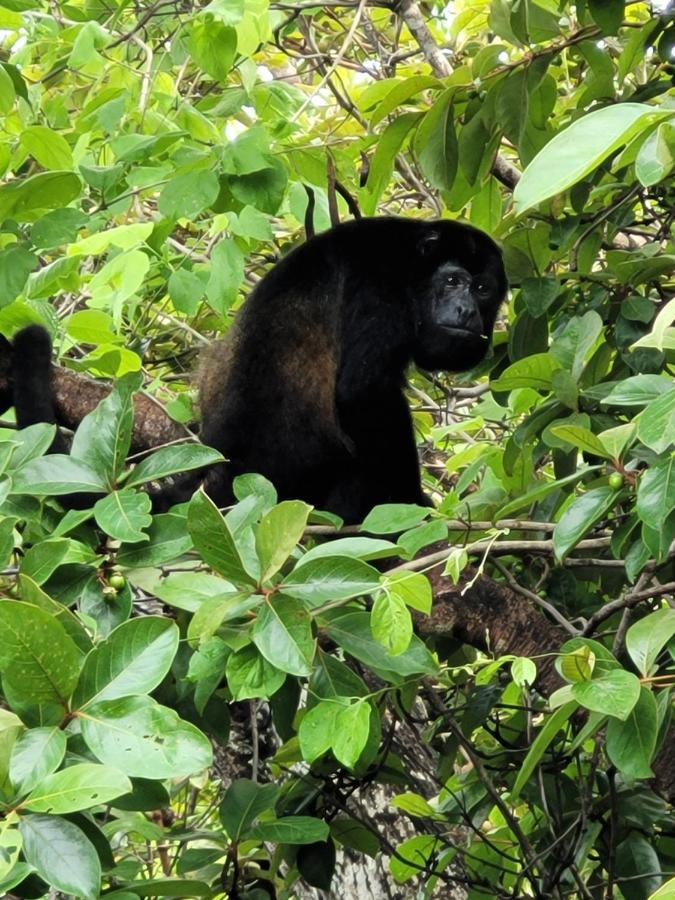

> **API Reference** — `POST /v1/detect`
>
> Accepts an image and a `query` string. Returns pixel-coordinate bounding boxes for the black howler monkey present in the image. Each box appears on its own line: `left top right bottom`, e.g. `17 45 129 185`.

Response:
4 217 507 524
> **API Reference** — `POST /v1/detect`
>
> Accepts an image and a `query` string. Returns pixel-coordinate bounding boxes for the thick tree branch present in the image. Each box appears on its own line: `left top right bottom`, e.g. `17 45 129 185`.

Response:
0 364 192 453
414 566 675 805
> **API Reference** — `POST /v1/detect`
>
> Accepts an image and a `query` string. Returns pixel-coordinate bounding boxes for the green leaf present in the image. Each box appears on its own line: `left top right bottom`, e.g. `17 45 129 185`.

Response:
0 244 37 307
187 18 237 82
0 64 15 113
601 376 673 407
256 500 311 581
571 669 641 720
588 0 624 35
283 556 380 607
70 374 140 487
625 608 675 677
648 877 675 899
20 125 74 170
19 814 100 899
69 223 154 257
0 601 82 705
548 425 612 460
23 762 131 813
636 459 675 531
371 592 412 656
298 700 335 762
158 170 220 219
514 104 670 213
0 171 82 222
168 268 205 315
187 490 255 584
521 276 560 318
362 113 421 214
360 503 430 534
152 571 237 612
615 834 661 900
491 352 561 391
390 834 440 884
226 644 285 700
553 486 618 561
381 570 432 614
636 121 675 186
322 610 436 682
73 617 179 707
495 468 599 518
81 696 212 778
560 645 596 683
370 75 440 128
219 778 280 840
188 592 261 645
93 490 152 542
251 816 329 845
117 511 192 567
251 596 316 676
332 700 371 768
416 90 458 191
606 687 658 780
205 237 246 314
10 727 67 795
12 454 106 495
299 537 398 565
637 389 675 454
511 702 576 801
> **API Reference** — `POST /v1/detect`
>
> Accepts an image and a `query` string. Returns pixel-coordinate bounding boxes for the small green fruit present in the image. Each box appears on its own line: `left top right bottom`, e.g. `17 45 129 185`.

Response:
608 472 624 490
108 573 126 591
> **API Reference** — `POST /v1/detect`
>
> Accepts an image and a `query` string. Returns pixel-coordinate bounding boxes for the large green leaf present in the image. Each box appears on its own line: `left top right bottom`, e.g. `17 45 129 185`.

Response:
11 455 107 495
23 763 131 813
73 617 179 707
553 487 618 561
321 610 436 681
252 596 316 676
282 556 380 606
0 171 82 221
636 458 675 531
125 444 223 488
70 374 138 484
9 727 67 795
19 814 101 899
514 104 670 213
93 490 152 543
188 490 255 584
0 601 82 705
571 670 641 720
625 608 675 677
219 778 280 841
251 816 330 845
606 687 658 780
256 500 311 581
81 696 212 778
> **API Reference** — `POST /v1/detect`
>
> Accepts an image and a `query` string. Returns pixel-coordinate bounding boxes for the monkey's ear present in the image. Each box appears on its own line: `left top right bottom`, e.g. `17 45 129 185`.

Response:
418 230 440 256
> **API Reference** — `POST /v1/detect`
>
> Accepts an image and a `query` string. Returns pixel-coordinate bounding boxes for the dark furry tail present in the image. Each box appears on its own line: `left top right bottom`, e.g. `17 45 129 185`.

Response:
12 325 68 452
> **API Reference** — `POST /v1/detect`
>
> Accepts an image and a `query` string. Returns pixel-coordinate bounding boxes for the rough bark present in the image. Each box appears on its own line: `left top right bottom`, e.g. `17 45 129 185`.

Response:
0 364 192 453
416 566 675 805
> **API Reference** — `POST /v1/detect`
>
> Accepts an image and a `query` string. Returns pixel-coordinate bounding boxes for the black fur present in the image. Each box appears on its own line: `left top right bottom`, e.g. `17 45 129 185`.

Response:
197 217 506 522
3 217 507 524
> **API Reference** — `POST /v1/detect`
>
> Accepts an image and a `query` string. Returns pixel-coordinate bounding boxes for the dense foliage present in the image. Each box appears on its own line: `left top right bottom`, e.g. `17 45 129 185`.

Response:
0 0 674 897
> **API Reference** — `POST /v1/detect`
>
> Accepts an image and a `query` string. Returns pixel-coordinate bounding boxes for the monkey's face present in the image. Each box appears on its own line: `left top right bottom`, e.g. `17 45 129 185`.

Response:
412 257 505 373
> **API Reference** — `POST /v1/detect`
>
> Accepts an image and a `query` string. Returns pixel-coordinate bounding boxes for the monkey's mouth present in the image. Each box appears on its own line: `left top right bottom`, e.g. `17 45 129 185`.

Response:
439 326 488 340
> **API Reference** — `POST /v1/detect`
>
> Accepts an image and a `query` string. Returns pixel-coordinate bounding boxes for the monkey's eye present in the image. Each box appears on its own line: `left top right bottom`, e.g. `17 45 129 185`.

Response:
446 274 462 287
474 281 490 295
